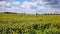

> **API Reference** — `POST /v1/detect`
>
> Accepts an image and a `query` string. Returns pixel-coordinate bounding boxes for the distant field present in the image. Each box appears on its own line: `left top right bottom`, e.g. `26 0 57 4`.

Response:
0 14 60 34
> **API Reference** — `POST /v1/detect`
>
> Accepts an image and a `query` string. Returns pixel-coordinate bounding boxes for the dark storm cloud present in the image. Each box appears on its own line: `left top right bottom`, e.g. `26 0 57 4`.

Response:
0 0 7 1
41 0 60 9
0 0 9 1
42 0 59 5
0 0 4 1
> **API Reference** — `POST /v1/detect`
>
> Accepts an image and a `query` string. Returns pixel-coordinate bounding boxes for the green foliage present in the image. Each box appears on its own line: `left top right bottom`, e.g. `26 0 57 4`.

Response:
0 14 60 34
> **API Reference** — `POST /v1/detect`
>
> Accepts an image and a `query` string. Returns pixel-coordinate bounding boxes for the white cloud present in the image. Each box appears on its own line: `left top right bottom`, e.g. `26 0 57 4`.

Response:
0 1 7 7
6 2 11 6
0 0 60 14
12 1 20 5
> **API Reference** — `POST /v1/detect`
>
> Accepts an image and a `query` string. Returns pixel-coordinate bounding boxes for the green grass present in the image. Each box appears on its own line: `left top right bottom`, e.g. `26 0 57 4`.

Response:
0 14 60 34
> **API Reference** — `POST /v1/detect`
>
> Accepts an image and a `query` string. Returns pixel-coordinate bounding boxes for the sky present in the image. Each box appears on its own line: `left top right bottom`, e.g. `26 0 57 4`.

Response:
0 0 60 14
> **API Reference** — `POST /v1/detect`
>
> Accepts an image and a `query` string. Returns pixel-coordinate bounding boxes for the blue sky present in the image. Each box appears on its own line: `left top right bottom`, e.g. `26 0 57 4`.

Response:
0 0 60 14
16 0 25 2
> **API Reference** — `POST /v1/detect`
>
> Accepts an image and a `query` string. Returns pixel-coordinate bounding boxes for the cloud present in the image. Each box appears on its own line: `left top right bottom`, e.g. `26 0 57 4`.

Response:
0 0 4 1
41 0 60 8
0 0 9 1
0 1 7 7
0 0 60 14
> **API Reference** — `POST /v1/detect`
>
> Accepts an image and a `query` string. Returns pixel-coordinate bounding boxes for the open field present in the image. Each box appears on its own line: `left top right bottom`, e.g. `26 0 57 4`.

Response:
0 14 60 34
